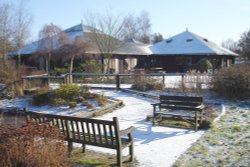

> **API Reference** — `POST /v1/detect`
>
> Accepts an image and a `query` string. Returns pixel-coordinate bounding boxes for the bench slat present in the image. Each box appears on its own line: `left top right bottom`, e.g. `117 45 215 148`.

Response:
109 125 114 146
160 95 203 102
103 124 108 145
92 123 97 143
86 122 91 142
97 123 102 144
160 100 201 107
160 105 202 111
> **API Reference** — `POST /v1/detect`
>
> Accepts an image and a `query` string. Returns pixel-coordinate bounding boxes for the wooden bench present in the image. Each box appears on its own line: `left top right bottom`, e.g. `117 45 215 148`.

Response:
151 95 204 131
26 111 134 167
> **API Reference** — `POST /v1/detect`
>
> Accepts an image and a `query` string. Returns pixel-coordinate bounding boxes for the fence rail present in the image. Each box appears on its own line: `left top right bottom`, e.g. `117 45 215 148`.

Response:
22 73 215 91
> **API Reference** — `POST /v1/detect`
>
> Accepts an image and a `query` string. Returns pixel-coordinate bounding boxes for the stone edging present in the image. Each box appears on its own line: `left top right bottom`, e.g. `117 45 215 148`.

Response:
74 97 123 118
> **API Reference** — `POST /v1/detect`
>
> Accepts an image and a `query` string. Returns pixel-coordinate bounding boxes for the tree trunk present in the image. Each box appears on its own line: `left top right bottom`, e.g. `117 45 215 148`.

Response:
45 52 51 74
18 52 21 68
45 55 49 73
105 53 112 74
3 39 7 61
69 56 75 84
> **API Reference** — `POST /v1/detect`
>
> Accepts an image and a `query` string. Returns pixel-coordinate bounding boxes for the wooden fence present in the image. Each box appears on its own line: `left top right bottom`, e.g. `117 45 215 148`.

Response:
22 72 214 91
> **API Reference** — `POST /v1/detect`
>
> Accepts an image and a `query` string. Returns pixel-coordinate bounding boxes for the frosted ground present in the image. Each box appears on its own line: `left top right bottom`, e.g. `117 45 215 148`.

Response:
0 74 228 167
174 101 250 167
0 87 223 167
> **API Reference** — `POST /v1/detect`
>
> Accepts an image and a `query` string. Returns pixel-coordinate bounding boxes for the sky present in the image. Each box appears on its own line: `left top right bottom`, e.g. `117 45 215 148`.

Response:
6 0 250 44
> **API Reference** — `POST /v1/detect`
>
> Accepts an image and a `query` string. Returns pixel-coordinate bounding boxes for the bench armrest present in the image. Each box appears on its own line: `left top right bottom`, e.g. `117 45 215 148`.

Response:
196 104 205 109
151 103 160 106
120 126 134 136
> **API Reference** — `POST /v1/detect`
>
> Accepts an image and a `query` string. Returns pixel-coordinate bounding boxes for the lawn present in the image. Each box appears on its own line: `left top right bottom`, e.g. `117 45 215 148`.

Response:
173 100 250 167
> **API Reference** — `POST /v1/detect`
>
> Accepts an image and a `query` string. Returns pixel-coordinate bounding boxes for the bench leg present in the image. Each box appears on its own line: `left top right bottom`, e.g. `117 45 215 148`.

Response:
200 110 203 125
153 117 156 126
117 148 122 167
82 144 86 153
129 143 134 162
68 141 73 157
195 113 198 132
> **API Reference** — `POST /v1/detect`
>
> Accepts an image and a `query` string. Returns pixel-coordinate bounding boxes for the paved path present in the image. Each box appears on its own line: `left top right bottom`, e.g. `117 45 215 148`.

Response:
89 89 204 167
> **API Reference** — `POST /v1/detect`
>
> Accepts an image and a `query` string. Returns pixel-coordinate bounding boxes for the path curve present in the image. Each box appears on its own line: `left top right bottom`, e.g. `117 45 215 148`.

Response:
89 89 204 167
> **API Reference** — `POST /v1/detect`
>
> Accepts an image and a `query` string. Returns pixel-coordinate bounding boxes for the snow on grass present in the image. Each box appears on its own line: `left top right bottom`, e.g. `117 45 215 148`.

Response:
173 100 250 167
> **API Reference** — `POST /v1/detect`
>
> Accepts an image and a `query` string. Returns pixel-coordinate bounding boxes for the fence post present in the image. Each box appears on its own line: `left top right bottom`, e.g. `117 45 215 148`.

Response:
181 74 185 87
116 74 120 90
23 78 27 89
41 78 49 90
162 74 165 85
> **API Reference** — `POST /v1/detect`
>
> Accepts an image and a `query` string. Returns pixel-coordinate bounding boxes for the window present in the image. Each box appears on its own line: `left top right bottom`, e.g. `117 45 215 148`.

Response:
186 37 193 42
166 38 173 43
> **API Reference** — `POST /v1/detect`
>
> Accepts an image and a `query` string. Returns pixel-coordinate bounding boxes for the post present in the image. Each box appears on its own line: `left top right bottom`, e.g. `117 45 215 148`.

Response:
195 111 198 132
41 78 49 90
181 74 185 91
23 78 27 89
116 75 120 90
162 74 165 86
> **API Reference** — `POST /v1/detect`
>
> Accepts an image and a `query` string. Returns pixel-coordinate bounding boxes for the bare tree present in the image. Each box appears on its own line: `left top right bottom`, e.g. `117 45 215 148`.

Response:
221 38 239 53
0 2 13 60
84 11 125 73
38 23 66 73
238 29 250 60
0 1 32 66
151 33 164 44
12 1 33 67
122 11 152 43
54 36 91 83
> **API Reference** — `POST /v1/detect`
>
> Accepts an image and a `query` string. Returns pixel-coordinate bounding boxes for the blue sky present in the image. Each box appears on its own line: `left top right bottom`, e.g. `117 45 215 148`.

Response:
8 0 250 44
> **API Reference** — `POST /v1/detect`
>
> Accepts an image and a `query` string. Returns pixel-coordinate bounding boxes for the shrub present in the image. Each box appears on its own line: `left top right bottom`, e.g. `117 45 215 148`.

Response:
79 85 90 95
0 122 70 167
197 58 213 73
97 95 107 106
131 79 165 92
32 92 51 106
212 64 250 99
54 84 80 102
51 98 66 106
50 67 68 76
78 60 103 73
69 101 77 108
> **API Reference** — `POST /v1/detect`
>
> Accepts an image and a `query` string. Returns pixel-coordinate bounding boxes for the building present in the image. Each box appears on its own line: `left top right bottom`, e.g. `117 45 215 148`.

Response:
9 23 238 73
150 30 238 72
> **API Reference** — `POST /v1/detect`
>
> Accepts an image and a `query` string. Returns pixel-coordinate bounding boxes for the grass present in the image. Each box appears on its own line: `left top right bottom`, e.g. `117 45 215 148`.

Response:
149 104 220 130
173 101 250 167
159 118 194 129
70 148 137 167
